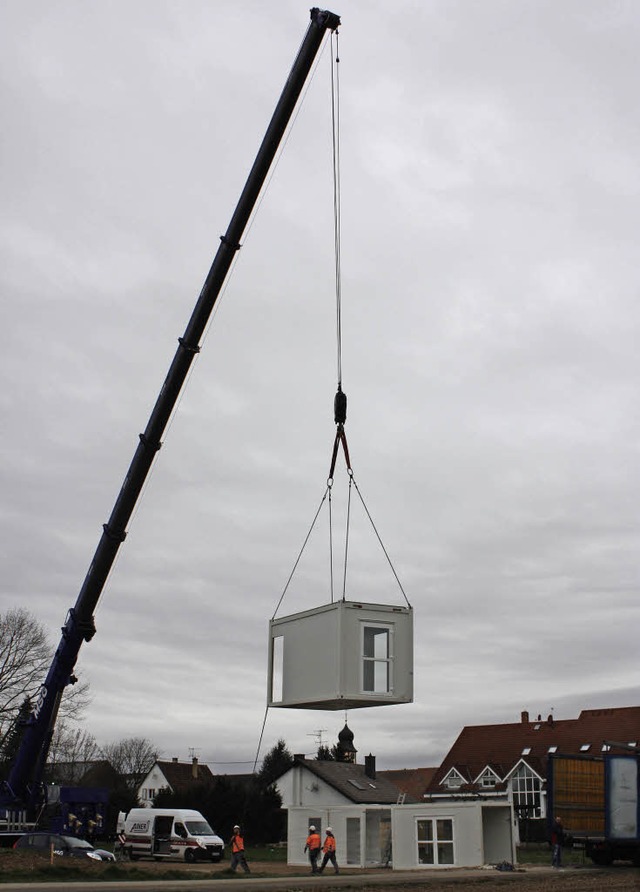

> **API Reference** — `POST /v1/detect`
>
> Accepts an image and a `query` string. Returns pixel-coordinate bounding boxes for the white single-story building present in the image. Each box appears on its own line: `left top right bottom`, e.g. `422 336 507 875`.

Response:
286 801 514 870
276 734 514 870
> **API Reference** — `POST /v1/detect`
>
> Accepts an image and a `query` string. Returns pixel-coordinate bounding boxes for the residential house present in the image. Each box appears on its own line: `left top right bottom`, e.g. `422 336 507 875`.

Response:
425 706 640 842
137 757 214 806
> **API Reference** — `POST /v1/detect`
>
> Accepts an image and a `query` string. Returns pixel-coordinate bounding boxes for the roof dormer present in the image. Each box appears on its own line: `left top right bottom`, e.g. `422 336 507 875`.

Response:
441 767 466 789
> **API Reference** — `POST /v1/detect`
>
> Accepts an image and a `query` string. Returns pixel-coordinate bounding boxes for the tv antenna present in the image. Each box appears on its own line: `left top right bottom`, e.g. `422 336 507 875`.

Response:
308 729 328 748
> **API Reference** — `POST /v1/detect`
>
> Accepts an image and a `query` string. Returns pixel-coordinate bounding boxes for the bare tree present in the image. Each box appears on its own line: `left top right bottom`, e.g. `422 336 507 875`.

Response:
0 608 49 735
100 737 159 791
0 607 91 741
47 722 100 784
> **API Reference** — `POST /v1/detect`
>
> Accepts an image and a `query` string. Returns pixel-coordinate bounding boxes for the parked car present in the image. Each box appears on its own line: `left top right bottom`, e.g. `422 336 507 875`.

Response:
0 831 25 848
14 832 115 861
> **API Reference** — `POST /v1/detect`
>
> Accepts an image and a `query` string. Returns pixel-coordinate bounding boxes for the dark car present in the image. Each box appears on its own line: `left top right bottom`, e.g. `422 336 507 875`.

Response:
14 831 115 861
0 831 25 848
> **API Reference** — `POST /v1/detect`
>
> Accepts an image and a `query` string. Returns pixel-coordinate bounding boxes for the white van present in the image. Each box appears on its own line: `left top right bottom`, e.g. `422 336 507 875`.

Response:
117 808 224 862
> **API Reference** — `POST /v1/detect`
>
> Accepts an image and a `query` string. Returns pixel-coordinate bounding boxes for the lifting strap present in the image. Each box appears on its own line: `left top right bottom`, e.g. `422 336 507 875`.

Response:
328 423 352 482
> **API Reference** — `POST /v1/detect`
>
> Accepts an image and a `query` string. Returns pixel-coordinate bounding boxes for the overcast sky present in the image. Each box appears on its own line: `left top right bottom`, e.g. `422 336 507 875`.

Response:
2 0 639 775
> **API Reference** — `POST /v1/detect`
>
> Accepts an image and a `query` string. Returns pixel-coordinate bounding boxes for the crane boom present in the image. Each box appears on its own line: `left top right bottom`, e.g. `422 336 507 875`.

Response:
1 7 340 812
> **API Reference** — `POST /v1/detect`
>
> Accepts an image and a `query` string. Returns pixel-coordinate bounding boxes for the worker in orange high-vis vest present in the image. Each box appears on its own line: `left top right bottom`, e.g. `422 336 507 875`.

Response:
230 824 250 873
304 825 322 874
318 827 339 874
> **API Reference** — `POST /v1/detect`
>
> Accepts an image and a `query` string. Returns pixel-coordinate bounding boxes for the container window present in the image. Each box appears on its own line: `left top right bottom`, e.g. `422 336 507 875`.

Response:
362 625 391 693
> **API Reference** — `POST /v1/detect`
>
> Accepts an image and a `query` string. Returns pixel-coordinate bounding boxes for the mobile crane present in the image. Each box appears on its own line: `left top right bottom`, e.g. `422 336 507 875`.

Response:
0 7 340 820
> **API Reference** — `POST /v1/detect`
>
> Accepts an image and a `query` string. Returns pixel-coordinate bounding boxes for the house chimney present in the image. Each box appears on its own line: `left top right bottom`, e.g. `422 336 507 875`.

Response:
364 754 376 780
521 711 529 724
172 757 178 763
547 714 554 727
192 756 198 779
293 753 306 762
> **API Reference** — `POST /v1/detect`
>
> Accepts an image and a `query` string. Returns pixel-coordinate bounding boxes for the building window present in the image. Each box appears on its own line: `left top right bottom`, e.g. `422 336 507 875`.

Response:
417 818 454 865
580 744 591 752
480 771 497 787
521 747 531 755
442 769 463 789
511 764 541 819
362 625 392 693
548 746 558 754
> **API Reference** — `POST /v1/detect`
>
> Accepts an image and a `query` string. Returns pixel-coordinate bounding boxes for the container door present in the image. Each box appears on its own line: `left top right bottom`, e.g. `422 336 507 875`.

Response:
346 817 361 865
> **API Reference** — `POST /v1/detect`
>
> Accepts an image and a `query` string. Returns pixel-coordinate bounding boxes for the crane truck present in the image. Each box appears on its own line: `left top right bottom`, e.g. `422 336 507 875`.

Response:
0 7 340 825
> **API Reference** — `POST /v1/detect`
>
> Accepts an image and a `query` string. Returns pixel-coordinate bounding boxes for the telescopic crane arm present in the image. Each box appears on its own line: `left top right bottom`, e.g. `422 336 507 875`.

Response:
1 7 340 811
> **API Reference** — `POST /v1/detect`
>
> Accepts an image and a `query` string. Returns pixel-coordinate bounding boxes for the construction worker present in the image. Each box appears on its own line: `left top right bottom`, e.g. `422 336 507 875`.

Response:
304 824 322 874
230 824 250 873
318 827 339 874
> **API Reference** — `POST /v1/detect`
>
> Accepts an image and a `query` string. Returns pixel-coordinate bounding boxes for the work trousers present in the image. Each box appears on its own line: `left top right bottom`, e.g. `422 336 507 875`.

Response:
319 851 339 873
308 848 321 873
231 850 250 873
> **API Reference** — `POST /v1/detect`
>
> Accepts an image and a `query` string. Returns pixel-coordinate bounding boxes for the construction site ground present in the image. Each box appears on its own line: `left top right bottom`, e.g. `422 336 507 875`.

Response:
2 851 640 891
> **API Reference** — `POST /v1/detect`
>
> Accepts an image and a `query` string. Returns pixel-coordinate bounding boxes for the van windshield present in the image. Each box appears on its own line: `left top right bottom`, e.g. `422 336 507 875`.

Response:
186 821 214 836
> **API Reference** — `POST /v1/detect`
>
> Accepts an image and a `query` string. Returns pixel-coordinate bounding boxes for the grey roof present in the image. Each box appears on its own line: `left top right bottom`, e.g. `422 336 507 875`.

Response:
295 758 417 804
154 760 215 790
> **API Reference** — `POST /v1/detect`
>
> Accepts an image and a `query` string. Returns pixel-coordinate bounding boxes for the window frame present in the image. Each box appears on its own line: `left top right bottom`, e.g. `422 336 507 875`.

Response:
416 816 455 866
510 762 542 819
361 622 394 695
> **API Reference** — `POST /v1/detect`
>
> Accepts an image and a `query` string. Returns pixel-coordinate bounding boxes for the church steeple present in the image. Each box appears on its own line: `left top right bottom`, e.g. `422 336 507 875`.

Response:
336 723 357 763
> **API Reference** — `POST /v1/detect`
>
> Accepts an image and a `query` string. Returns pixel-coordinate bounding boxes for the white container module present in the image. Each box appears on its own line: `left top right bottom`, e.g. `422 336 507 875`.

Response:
268 601 413 710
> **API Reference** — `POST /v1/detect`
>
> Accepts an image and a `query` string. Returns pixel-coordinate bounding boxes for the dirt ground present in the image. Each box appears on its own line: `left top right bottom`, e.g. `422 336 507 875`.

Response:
3 852 640 890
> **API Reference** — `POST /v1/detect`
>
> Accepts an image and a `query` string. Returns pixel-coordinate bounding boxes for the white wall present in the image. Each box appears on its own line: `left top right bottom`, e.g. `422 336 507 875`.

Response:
137 765 169 807
269 601 413 709
392 801 514 869
286 800 514 870
277 765 353 808
287 806 372 867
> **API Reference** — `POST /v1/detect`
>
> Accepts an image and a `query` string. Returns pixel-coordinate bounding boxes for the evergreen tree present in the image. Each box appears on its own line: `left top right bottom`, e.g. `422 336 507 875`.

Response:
316 744 335 761
258 739 294 787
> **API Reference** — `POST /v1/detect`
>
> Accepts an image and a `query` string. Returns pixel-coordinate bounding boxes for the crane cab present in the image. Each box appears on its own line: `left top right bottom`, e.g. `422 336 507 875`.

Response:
268 600 413 710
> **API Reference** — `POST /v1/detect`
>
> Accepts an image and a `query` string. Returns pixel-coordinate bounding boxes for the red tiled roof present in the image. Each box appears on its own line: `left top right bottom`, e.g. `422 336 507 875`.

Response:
377 767 437 801
427 706 640 794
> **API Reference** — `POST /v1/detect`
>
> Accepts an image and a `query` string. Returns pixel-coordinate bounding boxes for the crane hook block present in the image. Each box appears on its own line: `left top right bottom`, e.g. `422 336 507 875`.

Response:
334 388 347 425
